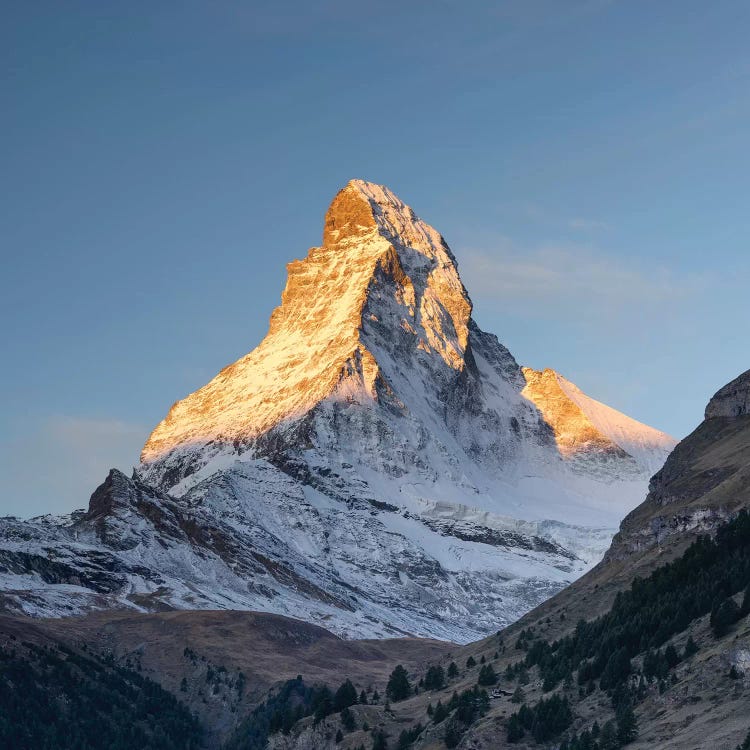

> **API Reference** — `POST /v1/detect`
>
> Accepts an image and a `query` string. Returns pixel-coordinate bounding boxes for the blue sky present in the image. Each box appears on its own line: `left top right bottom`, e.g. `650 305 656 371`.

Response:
2 0 749 517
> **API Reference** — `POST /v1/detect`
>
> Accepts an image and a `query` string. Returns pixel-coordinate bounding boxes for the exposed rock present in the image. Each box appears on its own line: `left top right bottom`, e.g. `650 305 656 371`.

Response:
605 372 750 565
730 646 750 676
705 368 750 419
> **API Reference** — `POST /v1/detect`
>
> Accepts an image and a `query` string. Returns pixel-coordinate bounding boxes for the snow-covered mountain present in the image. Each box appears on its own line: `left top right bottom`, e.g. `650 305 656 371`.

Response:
0 180 676 642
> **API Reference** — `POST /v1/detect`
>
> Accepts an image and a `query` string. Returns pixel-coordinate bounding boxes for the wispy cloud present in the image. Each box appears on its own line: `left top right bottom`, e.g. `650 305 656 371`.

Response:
495 201 610 233
459 240 707 319
0 417 148 519
567 217 609 231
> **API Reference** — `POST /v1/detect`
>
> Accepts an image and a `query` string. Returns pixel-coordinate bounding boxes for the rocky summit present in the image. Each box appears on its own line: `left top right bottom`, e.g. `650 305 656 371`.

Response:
0 180 676 642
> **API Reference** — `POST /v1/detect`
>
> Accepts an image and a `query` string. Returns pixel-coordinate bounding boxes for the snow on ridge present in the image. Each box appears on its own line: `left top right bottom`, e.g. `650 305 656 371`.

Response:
554 371 677 474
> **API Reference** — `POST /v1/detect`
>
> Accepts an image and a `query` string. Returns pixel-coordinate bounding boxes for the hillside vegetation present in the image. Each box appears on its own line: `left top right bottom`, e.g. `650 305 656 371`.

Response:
0 637 203 749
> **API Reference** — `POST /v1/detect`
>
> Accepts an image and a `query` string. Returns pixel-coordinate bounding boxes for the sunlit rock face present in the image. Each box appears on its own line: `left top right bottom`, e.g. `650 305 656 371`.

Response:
0 181 678 642
521 367 674 477
141 181 471 468
141 180 673 502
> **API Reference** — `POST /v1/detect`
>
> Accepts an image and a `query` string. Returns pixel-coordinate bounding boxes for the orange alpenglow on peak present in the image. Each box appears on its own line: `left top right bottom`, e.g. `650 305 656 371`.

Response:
141 180 472 464
321 180 378 246
521 366 676 474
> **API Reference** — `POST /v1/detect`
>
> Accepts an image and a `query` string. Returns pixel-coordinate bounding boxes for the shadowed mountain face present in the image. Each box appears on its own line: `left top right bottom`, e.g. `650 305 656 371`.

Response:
0 181 675 642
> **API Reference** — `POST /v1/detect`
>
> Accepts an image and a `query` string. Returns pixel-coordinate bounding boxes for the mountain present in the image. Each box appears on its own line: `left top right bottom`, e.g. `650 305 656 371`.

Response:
0 369 744 750
0 180 675 642
405 367 750 750
214 366 749 750
520 367 673 477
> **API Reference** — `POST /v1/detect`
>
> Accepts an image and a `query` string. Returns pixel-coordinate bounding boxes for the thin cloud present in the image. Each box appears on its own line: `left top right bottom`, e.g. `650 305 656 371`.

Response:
495 202 610 233
459 241 707 318
568 218 609 231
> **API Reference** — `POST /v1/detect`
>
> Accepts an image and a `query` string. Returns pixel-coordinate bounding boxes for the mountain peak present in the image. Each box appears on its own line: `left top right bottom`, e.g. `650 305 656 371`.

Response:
322 180 379 246
141 180 472 466
140 180 674 540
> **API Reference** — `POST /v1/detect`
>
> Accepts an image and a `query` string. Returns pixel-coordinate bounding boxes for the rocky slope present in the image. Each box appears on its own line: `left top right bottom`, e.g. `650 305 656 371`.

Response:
605 367 750 572
0 180 675 642
432 366 750 749
213 367 750 750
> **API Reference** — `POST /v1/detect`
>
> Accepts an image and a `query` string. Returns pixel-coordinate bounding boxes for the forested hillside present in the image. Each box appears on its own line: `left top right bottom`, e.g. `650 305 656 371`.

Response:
0 637 203 749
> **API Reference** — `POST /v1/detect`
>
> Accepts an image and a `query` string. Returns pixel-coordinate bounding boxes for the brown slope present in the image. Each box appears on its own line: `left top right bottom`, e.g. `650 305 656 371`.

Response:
2 609 453 748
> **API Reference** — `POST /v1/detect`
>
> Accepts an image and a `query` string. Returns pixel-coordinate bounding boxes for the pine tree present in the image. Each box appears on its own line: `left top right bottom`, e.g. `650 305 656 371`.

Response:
432 700 449 723
616 704 638 745
447 661 459 679
599 719 619 750
334 679 358 711
341 706 356 731
477 663 497 686
466 656 476 668
386 665 411 702
683 636 698 659
444 719 463 748
711 597 741 637
664 644 680 669
600 647 631 690
313 686 334 724
511 686 525 703
507 714 524 742
424 665 445 690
